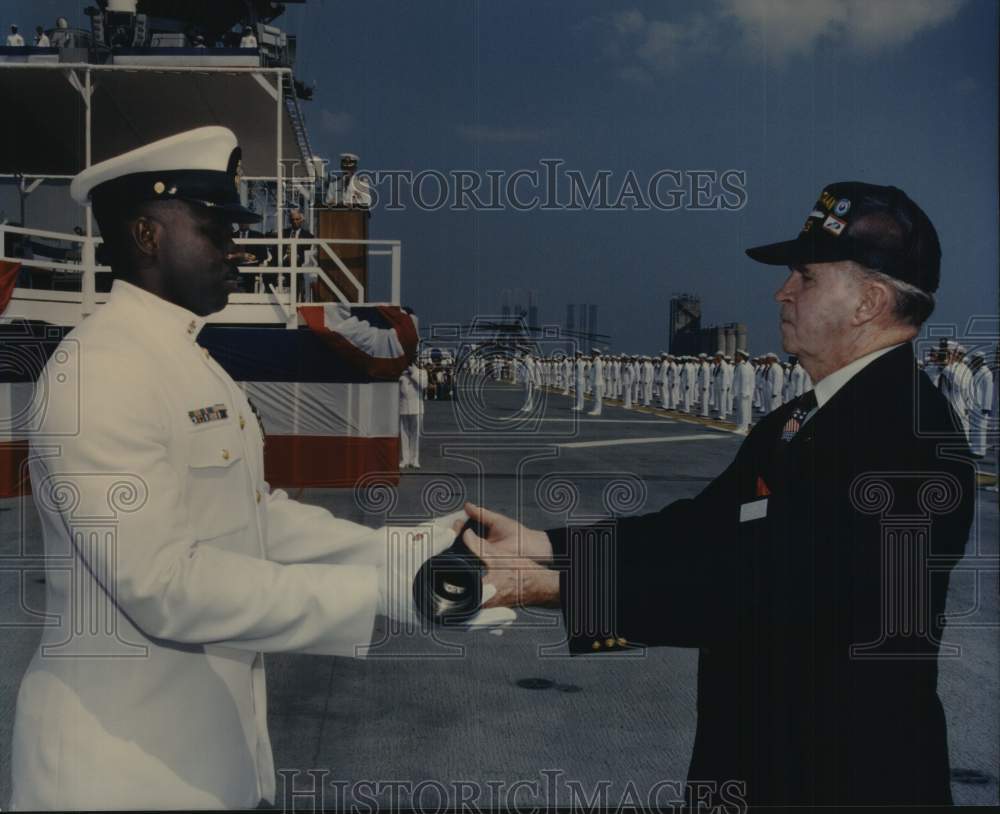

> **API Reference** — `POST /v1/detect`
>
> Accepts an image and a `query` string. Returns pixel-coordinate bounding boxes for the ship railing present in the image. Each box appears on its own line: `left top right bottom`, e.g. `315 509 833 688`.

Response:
233 236 401 309
1 225 401 324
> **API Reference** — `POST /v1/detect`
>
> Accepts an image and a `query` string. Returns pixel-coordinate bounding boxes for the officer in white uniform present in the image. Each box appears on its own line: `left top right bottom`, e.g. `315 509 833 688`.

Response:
969 350 993 457
573 351 586 411
698 354 711 417
587 349 605 415
239 26 258 48
732 348 754 434
325 153 372 208
940 343 973 438
399 363 424 468
641 356 654 406
710 352 725 418
6 24 24 45
621 357 634 409
9 128 487 812
765 352 784 413
723 355 735 417
659 353 670 409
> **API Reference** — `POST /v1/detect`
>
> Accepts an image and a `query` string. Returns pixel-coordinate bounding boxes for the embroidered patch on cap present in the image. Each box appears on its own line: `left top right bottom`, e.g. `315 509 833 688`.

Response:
822 214 846 236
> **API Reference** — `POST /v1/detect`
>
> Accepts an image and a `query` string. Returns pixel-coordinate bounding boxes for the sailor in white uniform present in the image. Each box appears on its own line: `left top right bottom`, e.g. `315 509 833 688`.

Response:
658 353 670 409
399 363 424 468
9 128 485 812
573 351 586 411
940 342 973 438
765 352 784 414
640 356 654 406
325 153 372 208
723 354 735 417
681 356 696 413
621 357 635 409
969 350 993 457
698 354 711 417
731 349 754 434
588 349 605 415
669 355 681 409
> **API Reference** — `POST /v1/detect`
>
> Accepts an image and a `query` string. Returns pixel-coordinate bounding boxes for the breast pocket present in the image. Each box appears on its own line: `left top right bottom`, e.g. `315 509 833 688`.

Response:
185 425 250 542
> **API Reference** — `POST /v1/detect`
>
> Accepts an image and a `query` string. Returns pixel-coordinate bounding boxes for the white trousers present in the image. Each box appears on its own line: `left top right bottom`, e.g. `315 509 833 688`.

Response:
970 408 990 455
400 414 420 465
735 396 751 433
589 386 604 415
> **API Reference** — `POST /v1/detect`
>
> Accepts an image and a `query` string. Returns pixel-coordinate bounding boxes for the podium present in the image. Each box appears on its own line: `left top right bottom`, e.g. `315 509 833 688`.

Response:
314 207 369 302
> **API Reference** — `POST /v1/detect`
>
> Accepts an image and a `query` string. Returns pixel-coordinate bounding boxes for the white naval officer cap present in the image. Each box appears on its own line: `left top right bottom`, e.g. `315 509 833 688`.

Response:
766 352 778 360
735 349 749 358
340 152 359 163
70 126 260 223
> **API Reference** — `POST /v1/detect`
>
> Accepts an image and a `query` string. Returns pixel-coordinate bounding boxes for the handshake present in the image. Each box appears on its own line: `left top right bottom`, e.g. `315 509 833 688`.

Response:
381 503 561 629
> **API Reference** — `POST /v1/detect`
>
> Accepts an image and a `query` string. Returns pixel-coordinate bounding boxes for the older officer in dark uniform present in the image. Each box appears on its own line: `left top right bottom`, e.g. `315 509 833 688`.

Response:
459 182 976 807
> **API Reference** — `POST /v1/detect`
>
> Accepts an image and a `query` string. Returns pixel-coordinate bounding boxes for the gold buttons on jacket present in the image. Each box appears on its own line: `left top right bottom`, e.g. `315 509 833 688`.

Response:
239 415 246 430
617 637 627 647
187 319 196 335
255 490 261 504
221 449 230 461
605 638 616 649
592 641 601 651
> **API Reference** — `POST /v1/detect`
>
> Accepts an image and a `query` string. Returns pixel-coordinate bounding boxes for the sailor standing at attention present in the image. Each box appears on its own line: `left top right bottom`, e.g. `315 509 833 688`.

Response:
968 350 993 457
588 349 605 416
573 351 586 411
10 127 465 812
399 363 424 469
731 348 754 434
622 357 635 409
765 352 785 414
698 354 712 417
659 352 670 409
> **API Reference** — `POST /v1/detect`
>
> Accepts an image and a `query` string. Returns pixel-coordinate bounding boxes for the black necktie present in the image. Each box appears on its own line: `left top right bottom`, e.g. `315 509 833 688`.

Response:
780 389 817 442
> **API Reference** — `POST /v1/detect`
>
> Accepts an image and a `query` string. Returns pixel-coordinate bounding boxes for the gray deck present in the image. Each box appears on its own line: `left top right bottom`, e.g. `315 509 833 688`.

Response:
2 380 997 808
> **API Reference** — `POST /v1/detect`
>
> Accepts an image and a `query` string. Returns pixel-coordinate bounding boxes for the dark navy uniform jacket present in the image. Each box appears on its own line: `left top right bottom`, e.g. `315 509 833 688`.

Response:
549 343 975 806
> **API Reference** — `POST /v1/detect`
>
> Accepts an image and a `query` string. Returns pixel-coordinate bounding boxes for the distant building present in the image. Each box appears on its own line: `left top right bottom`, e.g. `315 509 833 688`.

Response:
669 294 746 356
500 288 538 328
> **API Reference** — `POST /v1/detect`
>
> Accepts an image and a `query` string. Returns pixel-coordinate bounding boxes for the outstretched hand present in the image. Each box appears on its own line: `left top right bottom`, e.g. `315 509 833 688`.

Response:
452 502 560 609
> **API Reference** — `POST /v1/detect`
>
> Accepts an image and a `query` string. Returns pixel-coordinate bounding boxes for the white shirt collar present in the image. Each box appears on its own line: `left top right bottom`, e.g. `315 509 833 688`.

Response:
811 342 907 409
110 279 207 343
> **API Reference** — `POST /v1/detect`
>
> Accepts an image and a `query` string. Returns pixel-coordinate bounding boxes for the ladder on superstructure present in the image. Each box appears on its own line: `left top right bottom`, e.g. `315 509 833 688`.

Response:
282 73 315 169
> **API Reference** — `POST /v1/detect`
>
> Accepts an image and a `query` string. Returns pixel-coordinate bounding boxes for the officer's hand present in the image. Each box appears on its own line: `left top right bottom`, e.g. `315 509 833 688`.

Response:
477 554 560 609
451 501 554 565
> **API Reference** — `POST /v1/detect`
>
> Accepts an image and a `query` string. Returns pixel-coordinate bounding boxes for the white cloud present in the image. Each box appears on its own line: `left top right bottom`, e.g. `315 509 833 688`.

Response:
720 0 966 56
457 125 551 143
586 0 966 79
319 110 355 135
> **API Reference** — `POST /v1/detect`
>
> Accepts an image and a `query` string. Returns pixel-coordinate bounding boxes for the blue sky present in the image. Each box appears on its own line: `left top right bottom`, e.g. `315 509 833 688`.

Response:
10 0 998 353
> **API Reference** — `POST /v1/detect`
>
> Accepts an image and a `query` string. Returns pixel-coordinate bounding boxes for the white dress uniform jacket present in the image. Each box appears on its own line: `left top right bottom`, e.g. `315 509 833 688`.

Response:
11 281 452 811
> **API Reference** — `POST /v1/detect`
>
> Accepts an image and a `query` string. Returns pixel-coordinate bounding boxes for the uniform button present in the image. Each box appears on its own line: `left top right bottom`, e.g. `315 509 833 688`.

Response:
239 415 246 430
255 490 261 504
221 449 230 461
617 637 627 647
591 641 601 651
605 638 616 648
187 320 196 334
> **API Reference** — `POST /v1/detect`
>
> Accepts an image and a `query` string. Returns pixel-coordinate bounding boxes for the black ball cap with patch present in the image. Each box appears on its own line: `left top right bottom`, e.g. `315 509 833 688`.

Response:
745 181 941 294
